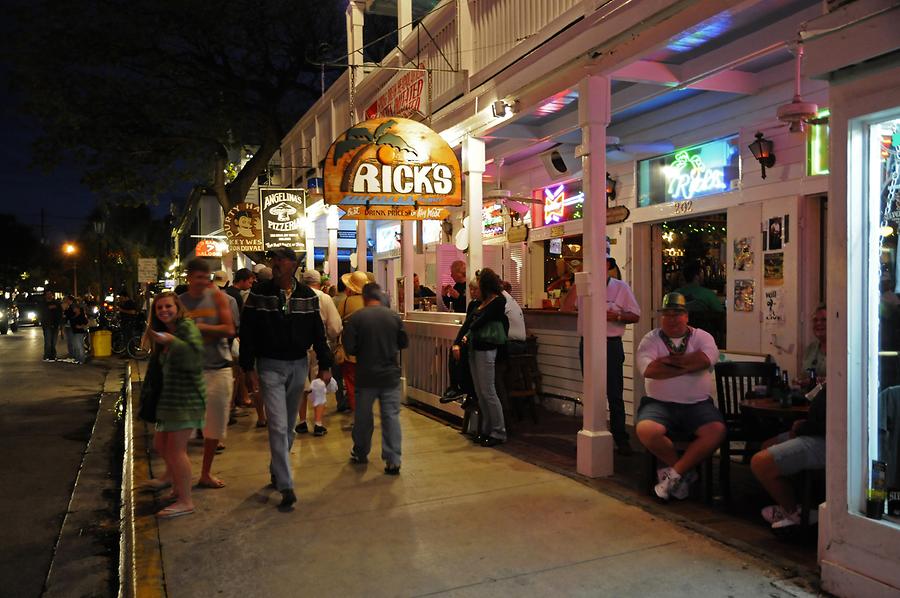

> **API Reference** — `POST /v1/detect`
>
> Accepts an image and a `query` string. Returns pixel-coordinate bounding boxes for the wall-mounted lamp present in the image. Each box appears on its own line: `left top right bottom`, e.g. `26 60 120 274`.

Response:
491 100 513 118
748 132 776 179
606 172 617 202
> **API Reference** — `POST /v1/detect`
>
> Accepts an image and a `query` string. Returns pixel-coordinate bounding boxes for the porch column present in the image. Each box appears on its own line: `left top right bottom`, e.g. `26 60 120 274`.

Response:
305 218 316 272
397 0 412 41
356 221 367 272
401 220 414 313
326 205 339 284
576 74 613 478
463 136 485 276
345 1 365 81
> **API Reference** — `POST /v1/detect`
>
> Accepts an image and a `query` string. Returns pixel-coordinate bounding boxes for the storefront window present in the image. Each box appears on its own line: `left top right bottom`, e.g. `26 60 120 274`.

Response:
637 135 740 207
862 115 900 522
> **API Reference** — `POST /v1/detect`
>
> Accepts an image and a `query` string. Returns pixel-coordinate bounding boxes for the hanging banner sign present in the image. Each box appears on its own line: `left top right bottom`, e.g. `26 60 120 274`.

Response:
364 65 428 121
194 239 224 257
223 202 264 252
323 117 462 221
607 205 630 225
259 188 306 250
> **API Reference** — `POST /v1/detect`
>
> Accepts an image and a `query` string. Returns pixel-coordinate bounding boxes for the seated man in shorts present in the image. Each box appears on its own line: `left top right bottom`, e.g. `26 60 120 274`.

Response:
635 292 726 501
750 386 826 530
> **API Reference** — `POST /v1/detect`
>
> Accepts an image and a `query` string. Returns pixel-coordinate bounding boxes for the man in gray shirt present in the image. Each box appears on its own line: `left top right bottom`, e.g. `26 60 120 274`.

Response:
343 283 409 475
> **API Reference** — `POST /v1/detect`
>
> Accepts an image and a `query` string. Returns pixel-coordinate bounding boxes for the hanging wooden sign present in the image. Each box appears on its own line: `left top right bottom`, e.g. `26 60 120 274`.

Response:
224 202 264 252
323 117 462 221
259 188 306 250
607 205 631 225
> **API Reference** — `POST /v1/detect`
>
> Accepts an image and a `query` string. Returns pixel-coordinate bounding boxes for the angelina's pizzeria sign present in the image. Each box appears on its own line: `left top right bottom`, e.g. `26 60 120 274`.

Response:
323 117 462 220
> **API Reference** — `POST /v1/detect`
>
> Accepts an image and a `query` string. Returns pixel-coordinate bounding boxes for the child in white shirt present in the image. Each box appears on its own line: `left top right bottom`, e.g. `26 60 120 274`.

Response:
307 374 337 436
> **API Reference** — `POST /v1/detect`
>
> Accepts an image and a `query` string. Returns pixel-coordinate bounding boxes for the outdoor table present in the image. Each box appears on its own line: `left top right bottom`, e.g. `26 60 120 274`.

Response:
739 397 810 425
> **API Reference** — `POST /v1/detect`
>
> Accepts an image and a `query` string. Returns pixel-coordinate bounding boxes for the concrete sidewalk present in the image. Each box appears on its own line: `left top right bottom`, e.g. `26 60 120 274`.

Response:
132 403 818 597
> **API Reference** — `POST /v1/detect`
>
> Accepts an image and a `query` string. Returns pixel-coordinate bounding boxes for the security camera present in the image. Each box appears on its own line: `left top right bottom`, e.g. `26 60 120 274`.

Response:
491 100 508 118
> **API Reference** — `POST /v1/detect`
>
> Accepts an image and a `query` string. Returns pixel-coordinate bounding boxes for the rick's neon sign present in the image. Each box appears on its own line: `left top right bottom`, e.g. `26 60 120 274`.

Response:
664 150 727 201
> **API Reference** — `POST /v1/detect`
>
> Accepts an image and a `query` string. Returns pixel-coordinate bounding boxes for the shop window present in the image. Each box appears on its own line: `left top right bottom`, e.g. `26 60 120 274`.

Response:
859 115 900 522
637 135 740 208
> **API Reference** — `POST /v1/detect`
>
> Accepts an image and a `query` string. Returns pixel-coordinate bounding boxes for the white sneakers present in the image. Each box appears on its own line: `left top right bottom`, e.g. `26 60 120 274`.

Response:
654 467 698 501
762 504 818 529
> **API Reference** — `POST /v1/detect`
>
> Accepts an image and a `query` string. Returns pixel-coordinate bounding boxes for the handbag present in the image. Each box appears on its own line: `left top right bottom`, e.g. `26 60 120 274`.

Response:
474 320 508 346
138 353 163 423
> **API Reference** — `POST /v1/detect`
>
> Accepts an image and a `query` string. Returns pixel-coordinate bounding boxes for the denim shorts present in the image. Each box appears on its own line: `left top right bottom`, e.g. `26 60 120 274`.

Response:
768 433 826 476
636 396 724 437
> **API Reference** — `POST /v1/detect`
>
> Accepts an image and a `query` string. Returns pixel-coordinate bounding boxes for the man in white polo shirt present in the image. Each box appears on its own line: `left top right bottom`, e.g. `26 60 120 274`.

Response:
635 292 725 501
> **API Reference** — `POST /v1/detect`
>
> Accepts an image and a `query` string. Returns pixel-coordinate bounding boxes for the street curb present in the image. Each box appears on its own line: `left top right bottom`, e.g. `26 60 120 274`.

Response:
119 361 167 598
42 365 121 598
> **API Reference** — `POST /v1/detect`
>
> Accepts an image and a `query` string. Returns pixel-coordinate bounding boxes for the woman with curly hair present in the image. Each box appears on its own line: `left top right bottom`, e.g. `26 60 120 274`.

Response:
141 291 206 519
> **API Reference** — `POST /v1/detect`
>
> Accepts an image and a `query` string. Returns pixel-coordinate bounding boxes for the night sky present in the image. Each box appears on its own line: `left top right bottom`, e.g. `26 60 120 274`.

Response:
0 66 169 247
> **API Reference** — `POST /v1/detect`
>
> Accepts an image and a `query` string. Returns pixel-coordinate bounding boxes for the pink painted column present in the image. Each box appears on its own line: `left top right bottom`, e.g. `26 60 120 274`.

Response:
576 74 613 477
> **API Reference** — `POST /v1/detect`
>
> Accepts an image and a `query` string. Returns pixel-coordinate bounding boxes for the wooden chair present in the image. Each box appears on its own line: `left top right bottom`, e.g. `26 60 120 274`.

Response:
714 361 777 503
644 432 715 504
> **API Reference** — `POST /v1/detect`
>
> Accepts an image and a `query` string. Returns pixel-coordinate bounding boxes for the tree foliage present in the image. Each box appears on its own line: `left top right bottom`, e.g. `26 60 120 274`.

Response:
7 0 345 212
0 215 43 291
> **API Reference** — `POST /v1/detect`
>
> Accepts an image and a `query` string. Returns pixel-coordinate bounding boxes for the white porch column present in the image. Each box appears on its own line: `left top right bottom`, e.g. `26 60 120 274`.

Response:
305 218 316 272
401 220 414 313
345 1 365 78
397 0 412 42
463 136 485 276
356 221 367 272
326 206 339 284
576 74 613 478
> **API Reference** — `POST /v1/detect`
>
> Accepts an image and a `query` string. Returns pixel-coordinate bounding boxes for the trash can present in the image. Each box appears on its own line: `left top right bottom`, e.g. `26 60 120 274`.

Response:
92 330 112 357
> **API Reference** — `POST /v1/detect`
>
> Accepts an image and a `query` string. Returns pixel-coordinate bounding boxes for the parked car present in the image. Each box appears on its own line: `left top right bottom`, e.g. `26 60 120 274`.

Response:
15 300 40 327
0 300 18 334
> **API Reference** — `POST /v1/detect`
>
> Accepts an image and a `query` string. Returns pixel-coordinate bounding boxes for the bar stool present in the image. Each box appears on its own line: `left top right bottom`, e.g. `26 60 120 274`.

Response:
504 336 542 424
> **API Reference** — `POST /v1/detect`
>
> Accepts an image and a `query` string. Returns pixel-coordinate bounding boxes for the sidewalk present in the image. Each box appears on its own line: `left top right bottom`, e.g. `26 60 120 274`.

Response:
132 400 819 597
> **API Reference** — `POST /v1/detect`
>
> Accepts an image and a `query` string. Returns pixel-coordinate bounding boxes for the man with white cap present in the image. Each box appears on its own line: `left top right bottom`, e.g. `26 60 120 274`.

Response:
295 269 342 436
634 292 725 501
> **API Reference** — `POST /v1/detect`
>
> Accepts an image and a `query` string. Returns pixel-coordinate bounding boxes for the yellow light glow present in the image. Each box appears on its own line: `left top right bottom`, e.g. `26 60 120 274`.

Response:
63 243 77 255
880 225 894 237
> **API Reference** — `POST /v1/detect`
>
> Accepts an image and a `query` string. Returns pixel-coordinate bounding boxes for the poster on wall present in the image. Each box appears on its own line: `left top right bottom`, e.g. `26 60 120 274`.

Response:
768 217 783 250
764 289 785 326
224 202 264 252
734 279 755 312
259 188 306 250
733 237 753 271
764 252 784 286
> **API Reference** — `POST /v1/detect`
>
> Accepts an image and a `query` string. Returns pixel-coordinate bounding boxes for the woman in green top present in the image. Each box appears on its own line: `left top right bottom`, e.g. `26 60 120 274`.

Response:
142 291 206 519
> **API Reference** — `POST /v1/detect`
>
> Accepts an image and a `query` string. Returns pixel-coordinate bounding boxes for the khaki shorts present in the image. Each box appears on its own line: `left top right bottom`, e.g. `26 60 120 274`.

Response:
203 367 234 439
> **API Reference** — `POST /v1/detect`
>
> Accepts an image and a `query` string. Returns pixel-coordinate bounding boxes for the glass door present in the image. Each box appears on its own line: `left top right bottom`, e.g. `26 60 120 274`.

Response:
861 114 900 522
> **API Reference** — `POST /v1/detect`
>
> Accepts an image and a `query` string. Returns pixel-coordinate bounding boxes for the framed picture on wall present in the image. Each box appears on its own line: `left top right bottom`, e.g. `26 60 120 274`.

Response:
768 217 783 250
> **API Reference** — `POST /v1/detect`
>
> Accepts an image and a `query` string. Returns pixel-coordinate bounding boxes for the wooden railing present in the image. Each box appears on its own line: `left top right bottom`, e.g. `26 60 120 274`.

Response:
403 314 465 417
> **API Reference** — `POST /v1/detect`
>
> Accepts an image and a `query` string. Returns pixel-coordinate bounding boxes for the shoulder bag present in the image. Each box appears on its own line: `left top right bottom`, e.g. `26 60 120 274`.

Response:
138 352 163 423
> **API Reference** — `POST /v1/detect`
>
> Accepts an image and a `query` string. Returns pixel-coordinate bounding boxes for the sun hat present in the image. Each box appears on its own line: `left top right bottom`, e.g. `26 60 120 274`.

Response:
341 271 369 294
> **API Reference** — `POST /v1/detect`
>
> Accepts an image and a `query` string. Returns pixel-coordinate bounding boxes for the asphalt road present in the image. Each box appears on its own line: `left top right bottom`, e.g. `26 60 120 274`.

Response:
0 326 114 597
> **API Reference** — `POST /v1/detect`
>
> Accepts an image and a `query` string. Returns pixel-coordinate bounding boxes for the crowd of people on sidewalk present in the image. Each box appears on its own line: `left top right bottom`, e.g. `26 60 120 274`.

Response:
130 244 827 534
138 248 411 517
38 290 105 364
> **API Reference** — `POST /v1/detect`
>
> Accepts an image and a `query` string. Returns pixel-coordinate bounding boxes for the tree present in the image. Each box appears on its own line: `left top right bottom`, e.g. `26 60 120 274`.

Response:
6 0 345 214
0 215 43 291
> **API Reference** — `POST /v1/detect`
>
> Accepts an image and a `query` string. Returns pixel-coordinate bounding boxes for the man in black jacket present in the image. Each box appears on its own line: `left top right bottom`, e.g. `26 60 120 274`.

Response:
240 247 333 509
39 291 63 361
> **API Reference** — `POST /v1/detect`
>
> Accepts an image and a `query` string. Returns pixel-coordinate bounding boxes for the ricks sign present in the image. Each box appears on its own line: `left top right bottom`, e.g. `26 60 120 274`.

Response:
323 117 462 220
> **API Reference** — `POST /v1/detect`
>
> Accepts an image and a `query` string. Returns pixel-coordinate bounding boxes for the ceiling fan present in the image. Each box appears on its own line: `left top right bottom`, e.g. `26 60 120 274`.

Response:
482 158 542 218
605 136 674 160
776 41 822 132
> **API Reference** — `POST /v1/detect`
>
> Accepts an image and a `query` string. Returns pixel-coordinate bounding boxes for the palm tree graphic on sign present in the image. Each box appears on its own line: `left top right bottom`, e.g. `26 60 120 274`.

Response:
334 119 418 191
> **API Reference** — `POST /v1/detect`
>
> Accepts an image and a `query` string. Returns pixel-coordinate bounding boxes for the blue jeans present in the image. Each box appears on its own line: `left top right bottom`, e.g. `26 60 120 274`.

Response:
469 349 507 441
42 325 59 359
579 336 628 445
352 384 402 466
257 356 308 491
64 326 76 358
72 332 86 363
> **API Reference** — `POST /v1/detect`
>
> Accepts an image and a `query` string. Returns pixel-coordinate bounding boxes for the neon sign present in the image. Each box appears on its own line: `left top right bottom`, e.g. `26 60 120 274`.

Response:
540 183 584 225
637 136 739 207
664 151 727 200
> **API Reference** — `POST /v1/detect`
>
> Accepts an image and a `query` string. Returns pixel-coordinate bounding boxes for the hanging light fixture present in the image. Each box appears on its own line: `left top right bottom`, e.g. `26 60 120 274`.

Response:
748 132 776 179
606 173 617 202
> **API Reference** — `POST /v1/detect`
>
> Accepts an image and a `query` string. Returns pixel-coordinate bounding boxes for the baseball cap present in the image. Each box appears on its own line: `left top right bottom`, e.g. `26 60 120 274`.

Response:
658 292 688 313
265 246 297 261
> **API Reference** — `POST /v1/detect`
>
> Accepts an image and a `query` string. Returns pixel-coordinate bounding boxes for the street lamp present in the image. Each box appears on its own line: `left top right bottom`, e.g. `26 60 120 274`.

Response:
63 242 78 296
